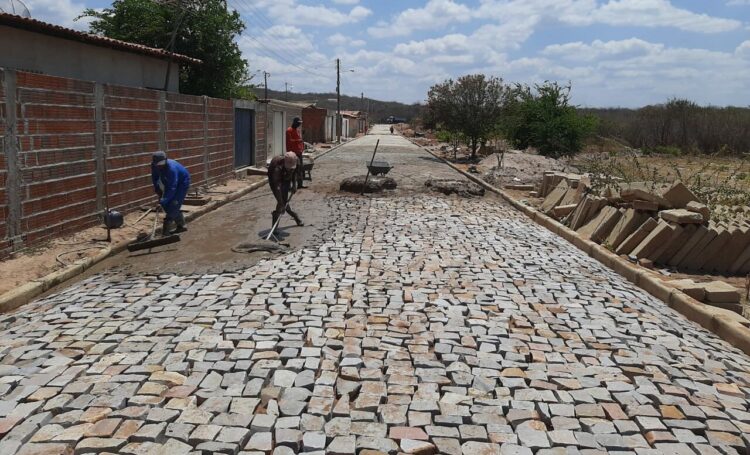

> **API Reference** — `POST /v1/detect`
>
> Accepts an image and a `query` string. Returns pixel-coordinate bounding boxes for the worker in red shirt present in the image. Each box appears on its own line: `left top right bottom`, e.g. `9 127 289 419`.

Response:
286 117 306 188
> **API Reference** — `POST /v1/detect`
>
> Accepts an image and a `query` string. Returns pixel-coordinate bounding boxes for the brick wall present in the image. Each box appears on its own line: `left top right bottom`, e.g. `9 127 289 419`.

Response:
0 68 236 257
15 72 98 246
302 107 327 144
205 97 234 184
0 71 8 257
103 84 161 211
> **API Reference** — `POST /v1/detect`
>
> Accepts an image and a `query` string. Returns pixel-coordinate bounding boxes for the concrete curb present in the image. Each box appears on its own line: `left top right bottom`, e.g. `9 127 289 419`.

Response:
414 140 750 355
311 140 348 161
0 178 269 314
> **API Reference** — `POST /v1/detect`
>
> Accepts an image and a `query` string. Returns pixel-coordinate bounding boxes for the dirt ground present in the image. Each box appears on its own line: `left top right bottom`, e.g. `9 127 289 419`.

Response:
479 150 578 186
428 144 578 188
0 177 264 296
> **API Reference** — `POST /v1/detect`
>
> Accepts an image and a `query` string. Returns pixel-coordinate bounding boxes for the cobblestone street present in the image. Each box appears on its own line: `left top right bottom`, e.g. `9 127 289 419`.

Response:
1 129 750 454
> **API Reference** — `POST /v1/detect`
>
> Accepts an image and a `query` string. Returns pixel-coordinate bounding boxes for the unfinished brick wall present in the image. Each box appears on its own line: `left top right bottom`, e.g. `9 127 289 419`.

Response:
0 68 235 258
302 107 327 144
16 72 98 246
204 97 234 183
0 71 8 257
103 84 161 211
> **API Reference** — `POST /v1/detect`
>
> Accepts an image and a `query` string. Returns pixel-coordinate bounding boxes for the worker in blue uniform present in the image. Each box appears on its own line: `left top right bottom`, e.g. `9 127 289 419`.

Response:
151 151 190 235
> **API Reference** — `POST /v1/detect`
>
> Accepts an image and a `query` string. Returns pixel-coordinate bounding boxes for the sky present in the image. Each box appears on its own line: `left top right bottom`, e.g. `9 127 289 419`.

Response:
17 0 750 107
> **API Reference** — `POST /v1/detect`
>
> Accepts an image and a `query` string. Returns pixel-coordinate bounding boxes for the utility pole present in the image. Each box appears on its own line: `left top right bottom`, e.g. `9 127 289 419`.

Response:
361 92 365 133
263 71 270 160
285 82 290 101
263 71 270 101
336 58 341 143
163 2 188 92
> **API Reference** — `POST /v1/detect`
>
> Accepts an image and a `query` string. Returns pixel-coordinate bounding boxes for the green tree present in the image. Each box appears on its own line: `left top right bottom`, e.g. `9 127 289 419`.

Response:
427 74 507 160
503 81 597 158
81 0 249 99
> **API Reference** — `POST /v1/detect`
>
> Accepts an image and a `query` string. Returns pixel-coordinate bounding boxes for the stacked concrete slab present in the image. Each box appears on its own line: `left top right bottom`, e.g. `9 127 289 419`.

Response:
670 279 743 314
539 172 582 198
537 178 750 276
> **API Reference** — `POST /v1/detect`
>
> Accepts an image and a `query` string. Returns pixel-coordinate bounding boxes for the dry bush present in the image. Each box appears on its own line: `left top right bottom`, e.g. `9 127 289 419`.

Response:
575 150 750 213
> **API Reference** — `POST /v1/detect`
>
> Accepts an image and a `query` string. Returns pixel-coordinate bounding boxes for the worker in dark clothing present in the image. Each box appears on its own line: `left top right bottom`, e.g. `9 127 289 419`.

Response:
286 117 306 189
151 151 190 235
268 151 303 230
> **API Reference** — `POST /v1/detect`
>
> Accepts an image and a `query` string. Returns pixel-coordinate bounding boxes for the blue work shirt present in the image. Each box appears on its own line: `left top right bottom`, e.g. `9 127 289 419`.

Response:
151 159 191 206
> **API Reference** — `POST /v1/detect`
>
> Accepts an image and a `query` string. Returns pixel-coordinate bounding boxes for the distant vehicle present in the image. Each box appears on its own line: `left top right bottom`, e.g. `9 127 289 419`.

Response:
386 116 406 124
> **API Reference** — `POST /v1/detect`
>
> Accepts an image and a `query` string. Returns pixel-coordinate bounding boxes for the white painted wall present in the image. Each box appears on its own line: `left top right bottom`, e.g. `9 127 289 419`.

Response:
0 25 180 91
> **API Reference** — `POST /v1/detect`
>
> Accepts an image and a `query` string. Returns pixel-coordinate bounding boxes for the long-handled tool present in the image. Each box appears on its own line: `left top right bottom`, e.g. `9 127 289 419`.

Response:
127 206 181 252
132 207 155 226
266 192 296 241
361 139 380 195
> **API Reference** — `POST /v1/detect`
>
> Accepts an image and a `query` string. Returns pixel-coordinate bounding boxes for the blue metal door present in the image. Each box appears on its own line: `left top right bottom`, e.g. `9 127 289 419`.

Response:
234 108 255 168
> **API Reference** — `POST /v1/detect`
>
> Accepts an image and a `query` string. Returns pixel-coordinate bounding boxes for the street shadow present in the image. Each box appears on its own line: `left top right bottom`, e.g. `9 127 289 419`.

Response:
417 155 444 164
257 224 300 240
128 246 180 257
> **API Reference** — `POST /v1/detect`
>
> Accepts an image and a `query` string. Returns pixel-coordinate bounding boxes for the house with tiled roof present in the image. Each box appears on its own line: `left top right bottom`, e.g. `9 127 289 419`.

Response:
0 12 201 92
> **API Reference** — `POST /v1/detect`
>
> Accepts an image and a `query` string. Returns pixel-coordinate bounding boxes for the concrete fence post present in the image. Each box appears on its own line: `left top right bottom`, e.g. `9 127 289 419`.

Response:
94 83 105 211
158 91 167 152
203 96 209 185
2 69 23 250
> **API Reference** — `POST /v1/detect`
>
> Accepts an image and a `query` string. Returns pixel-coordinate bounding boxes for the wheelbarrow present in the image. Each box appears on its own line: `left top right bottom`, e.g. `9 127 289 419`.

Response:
367 160 392 176
301 154 314 181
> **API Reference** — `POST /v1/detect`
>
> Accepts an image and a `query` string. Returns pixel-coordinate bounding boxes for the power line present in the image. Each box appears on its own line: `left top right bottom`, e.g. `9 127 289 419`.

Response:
233 0 318 66
228 0 332 78
242 34 331 79
233 0 334 68
236 1 332 72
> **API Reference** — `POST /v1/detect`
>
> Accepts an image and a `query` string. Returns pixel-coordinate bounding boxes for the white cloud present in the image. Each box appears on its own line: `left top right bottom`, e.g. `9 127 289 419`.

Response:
475 0 741 35
368 0 472 38
253 0 371 27
239 25 332 81
581 0 741 33
728 0 750 5
23 0 90 30
349 5 371 21
502 39 750 107
736 40 750 57
394 34 472 57
542 38 664 62
327 33 349 46
327 33 365 48
332 0 359 4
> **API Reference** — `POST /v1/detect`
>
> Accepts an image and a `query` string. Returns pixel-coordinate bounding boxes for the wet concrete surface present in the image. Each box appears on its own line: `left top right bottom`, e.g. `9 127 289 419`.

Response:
72 125 471 279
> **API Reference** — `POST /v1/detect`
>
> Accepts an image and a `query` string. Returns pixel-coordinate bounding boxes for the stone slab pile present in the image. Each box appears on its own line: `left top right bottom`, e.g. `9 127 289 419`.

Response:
670 279 743 313
540 178 750 276
539 172 582 198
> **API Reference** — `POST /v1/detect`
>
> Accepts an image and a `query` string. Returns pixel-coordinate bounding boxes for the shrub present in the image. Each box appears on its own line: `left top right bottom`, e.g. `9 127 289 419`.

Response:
502 82 597 158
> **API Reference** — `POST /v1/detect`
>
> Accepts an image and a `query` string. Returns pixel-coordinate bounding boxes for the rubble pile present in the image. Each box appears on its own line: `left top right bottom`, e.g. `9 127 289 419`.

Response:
479 150 577 187
339 175 397 194
538 172 747 310
425 179 485 197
